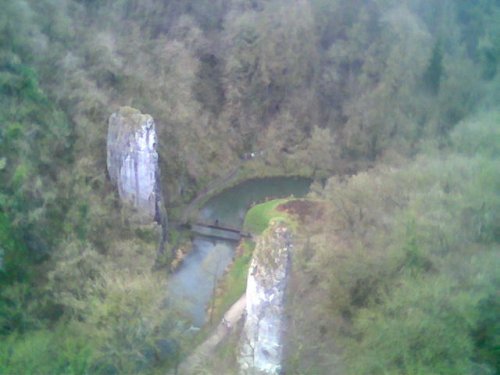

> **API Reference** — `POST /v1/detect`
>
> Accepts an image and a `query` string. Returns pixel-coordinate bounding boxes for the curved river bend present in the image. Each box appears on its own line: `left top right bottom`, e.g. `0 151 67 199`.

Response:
168 177 311 326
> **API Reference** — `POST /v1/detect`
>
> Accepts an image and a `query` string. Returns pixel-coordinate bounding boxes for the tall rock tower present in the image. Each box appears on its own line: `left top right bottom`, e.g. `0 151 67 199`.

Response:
239 223 291 374
107 106 162 222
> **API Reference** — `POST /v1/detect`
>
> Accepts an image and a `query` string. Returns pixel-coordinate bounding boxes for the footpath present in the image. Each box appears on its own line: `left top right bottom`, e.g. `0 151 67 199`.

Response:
169 294 247 374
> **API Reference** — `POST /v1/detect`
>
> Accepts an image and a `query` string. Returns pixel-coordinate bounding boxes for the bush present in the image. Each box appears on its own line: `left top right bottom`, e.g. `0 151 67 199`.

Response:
344 248 499 375
0 326 94 375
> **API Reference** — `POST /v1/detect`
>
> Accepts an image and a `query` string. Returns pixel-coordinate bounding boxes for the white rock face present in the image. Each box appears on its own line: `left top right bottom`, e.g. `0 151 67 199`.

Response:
239 223 291 374
107 107 160 221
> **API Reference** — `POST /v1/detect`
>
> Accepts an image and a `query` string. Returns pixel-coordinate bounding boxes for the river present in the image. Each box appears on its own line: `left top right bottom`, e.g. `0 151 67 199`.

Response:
167 176 311 326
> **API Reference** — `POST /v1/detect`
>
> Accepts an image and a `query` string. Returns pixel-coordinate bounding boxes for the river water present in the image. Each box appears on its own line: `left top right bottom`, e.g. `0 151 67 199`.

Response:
168 177 311 326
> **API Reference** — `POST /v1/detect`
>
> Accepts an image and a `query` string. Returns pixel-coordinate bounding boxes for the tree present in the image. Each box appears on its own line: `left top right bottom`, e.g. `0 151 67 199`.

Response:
422 41 443 94
344 258 498 375
222 0 318 151
306 126 338 176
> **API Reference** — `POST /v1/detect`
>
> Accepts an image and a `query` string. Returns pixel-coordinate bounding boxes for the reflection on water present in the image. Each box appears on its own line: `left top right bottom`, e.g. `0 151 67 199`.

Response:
168 177 311 326
200 177 311 227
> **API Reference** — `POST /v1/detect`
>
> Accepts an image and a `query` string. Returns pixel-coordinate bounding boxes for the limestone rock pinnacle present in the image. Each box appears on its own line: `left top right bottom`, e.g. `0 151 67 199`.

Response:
107 106 161 222
239 222 291 374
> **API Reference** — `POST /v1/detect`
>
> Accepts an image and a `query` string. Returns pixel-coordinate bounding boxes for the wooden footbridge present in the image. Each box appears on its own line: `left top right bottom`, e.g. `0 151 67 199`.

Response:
187 221 252 242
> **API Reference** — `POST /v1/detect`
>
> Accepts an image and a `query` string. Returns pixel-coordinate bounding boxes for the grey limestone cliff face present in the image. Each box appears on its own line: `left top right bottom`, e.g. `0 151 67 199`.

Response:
107 107 162 222
239 222 291 374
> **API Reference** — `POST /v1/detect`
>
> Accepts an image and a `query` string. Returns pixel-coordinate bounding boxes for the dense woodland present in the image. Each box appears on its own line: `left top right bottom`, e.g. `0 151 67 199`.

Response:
0 0 499 374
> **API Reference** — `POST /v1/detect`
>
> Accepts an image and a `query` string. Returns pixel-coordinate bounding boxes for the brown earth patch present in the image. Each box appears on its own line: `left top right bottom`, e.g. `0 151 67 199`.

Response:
277 199 324 224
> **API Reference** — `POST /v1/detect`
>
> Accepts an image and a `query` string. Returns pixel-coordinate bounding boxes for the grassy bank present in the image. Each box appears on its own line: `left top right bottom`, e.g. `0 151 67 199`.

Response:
210 240 255 324
244 198 298 234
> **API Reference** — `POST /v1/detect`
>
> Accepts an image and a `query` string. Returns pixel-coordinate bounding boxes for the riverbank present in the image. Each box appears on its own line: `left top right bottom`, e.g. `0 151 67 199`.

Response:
170 294 247 375
179 157 316 224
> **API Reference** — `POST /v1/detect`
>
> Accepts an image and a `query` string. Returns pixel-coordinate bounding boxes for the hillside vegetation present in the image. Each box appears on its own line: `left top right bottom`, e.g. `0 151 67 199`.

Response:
0 0 499 373
284 111 499 374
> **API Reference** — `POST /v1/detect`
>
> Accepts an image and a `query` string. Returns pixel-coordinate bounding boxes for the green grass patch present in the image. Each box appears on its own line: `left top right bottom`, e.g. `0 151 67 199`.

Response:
210 240 255 324
243 199 290 234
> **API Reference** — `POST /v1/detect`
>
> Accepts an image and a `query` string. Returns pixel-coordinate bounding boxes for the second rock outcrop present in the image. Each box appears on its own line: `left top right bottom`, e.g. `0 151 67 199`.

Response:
239 222 292 374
